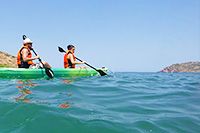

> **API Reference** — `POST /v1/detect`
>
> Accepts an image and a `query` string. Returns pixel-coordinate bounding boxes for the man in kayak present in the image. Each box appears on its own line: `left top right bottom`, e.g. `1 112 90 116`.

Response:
17 37 51 69
64 45 85 68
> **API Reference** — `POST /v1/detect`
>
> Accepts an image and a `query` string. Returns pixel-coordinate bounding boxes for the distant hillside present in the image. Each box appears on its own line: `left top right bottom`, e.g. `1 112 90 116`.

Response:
161 61 200 72
0 51 17 68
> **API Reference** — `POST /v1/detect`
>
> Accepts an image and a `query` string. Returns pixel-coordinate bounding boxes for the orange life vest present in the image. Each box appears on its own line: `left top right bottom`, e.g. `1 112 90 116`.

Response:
64 51 76 68
17 46 33 65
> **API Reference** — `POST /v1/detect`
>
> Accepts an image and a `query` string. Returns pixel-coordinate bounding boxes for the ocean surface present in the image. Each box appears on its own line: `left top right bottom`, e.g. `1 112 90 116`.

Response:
0 72 199 133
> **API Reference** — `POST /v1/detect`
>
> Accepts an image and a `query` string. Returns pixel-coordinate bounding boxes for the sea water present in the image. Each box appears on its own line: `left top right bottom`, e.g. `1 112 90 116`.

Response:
0 72 199 133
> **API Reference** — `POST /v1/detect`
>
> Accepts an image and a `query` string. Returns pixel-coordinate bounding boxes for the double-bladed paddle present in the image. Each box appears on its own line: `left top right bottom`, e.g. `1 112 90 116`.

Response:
58 46 107 76
23 35 54 78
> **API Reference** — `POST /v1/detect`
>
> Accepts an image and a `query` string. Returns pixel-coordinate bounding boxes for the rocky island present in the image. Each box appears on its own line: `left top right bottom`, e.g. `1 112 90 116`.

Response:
0 51 17 68
1 51 200 72
161 61 200 72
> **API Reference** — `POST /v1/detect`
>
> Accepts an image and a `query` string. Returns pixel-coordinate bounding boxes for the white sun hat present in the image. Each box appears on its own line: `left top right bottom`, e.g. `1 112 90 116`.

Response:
23 38 33 45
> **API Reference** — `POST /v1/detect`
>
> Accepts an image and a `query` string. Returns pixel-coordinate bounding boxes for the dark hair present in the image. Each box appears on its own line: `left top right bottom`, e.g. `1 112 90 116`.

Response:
67 45 75 50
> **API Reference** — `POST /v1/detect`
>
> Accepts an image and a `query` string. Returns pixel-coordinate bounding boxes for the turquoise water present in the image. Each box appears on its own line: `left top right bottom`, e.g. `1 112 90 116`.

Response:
0 72 199 133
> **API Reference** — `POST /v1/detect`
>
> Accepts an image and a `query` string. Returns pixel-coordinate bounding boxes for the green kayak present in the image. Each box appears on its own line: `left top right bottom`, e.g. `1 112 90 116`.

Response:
0 68 108 79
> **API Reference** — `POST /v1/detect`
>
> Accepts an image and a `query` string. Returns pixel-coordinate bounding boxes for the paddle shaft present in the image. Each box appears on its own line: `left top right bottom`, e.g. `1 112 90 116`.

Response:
75 57 98 71
31 49 45 67
75 56 107 76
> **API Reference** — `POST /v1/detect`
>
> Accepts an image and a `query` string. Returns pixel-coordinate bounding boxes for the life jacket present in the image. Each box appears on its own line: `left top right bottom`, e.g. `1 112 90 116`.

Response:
64 51 76 68
17 46 33 68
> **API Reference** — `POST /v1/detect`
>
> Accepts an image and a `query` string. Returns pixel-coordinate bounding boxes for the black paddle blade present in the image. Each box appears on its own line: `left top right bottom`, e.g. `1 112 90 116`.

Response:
58 47 66 53
23 35 27 40
97 69 107 76
45 68 54 78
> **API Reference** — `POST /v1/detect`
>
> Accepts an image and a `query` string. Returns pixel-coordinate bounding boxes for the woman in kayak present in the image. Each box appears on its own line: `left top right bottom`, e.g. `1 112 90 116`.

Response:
64 45 85 68
17 37 51 69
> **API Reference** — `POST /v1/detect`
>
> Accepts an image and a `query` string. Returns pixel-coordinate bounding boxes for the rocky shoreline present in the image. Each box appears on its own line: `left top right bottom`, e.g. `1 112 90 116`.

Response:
161 61 200 72
0 51 200 72
0 51 17 68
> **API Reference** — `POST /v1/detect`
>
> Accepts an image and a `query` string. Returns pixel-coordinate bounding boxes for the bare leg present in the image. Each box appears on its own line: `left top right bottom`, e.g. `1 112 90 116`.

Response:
42 61 51 68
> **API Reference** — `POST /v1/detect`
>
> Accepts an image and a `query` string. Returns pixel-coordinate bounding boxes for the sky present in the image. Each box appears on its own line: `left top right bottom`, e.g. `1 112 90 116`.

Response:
0 0 199 72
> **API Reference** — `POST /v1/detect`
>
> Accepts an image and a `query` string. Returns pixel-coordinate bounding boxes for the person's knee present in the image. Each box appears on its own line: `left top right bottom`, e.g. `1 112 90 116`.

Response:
43 61 51 68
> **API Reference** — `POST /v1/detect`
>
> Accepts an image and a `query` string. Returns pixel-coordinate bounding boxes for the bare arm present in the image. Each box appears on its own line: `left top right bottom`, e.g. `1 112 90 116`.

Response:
68 54 85 65
21 49 39 62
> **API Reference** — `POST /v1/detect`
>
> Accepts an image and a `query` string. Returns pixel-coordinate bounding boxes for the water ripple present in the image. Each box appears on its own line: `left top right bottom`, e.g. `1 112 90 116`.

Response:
0 73 200 132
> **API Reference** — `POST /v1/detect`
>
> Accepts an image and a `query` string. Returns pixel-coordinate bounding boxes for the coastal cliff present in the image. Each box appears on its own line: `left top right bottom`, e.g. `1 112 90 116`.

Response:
161 61 200 72
0 51 17 68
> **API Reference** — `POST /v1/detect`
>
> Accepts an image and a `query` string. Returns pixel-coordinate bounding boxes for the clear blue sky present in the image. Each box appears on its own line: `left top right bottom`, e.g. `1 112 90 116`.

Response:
0 0 199 72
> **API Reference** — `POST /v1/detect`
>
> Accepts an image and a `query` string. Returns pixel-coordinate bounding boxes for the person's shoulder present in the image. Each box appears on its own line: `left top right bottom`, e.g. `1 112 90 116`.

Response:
68 53 73 56
67 53 73 58
21 47 29 53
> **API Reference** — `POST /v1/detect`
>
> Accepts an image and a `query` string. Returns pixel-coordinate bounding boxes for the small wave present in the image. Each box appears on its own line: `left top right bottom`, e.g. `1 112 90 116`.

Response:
0 72 200 132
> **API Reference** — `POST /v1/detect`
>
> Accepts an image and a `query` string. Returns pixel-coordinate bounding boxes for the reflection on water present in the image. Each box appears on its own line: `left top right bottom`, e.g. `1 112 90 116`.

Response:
62 79 73 84
59 102 70 108
15 79 74 109
15 80 37 103
59 78 74 109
